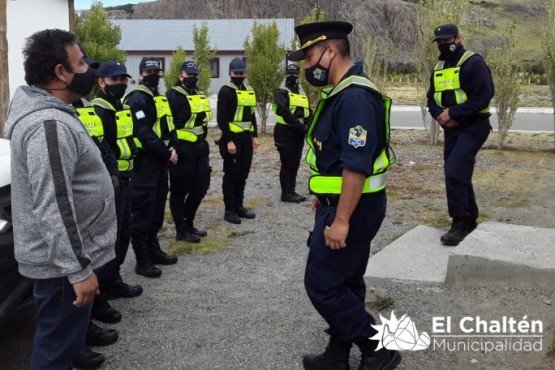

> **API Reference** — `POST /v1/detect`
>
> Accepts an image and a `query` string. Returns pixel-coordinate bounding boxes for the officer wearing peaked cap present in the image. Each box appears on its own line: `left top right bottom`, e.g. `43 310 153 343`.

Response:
289 21 400 370
272 63 311 203
426 24 494 246
124 57 179 278
166 61 212 243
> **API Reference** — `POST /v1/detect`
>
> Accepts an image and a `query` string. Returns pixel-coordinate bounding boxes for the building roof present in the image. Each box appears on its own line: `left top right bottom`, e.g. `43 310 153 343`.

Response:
112 18 295 52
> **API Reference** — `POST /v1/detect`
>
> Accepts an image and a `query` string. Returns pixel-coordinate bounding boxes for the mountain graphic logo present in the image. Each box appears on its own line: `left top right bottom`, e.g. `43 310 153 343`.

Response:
370 311 430 351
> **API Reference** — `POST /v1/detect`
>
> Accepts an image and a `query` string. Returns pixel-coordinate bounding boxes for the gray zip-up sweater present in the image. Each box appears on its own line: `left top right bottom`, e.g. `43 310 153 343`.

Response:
5 86 116 284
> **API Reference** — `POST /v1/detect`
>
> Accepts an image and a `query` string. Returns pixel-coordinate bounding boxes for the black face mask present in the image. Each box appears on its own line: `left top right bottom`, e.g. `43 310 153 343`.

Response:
143 74 160 88
304 48 332 87
67 67 96 97
231 76 245 86
286 75 299 87
104 83 127 100
438 42 460 61
182 76 198 90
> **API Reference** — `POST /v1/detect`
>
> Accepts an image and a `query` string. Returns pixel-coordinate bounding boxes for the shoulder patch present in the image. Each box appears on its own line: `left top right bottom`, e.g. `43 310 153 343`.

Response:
135 110 145 120
348 125 367 148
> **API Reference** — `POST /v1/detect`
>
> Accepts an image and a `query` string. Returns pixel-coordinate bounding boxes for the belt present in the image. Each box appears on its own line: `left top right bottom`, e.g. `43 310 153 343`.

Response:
317 191 384 207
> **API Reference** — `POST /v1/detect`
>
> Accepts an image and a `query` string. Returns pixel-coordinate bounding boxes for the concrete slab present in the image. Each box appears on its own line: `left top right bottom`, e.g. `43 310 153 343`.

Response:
446 222 555 289
364 225 450 284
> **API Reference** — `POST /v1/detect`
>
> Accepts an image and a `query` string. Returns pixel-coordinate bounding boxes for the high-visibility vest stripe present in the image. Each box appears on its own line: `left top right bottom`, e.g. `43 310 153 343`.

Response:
272 84 310 125
171 86 212 142
76 106 104 140
225 82 256 133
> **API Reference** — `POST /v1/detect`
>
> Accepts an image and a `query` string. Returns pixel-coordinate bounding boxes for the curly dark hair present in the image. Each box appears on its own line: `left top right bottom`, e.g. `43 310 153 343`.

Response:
23 29 76 86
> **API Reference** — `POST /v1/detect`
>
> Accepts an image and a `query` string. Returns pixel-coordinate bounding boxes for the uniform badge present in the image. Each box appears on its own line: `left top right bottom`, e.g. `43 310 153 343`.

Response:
348 125 367 148
135 110 145 119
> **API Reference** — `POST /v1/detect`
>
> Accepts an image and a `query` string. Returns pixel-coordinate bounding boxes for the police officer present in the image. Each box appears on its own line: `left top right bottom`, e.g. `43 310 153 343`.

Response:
166 61 211 243
217 57 260 224
426 24 494 246
288 22 400 370
272 63 311 203
125 57 178 278
91 61 144 300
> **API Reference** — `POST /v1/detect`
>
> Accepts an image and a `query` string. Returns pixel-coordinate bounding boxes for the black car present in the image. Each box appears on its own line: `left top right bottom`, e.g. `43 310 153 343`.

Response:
0 138 33 334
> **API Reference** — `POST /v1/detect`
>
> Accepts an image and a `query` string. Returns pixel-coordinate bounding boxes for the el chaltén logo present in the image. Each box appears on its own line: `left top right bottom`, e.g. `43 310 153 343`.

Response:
370 311 431 351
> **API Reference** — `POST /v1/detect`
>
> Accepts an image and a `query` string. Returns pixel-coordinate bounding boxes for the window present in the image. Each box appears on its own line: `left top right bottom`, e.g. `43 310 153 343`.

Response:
209 58 220 78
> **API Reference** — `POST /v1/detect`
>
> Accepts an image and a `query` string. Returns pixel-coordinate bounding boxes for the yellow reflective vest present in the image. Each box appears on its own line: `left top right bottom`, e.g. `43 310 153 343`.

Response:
76 106 104 141
433 51 490 114
272 83 310 125
171 86 213 142
306 75 396 196
91 97 137 172
225 82 256 133
124 85 176 146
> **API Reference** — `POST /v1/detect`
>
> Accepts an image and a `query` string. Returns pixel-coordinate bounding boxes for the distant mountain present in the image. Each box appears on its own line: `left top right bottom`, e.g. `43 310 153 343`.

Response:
104 0 547 71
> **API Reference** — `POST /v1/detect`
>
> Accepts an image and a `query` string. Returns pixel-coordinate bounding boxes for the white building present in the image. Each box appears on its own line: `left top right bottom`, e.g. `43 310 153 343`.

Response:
111 18 295 94
5 0 74 98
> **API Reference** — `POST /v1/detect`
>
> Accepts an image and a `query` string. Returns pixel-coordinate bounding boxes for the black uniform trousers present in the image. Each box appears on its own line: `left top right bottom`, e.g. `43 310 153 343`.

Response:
99 174 132 284
274 123 305 195
169 139 210 226
220 136 253 211
443 119 490 219
130 152 168 248
305 192 386 343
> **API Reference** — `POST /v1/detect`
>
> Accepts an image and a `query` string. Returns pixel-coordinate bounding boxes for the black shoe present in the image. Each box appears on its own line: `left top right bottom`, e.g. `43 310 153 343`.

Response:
86 322 119 347
91 298 122 324
134 243 162 278
176 230 201 243
189 226 207 238
224 209 241 224
236 206 255 219
467 218 478 233
303 339 351 370
281 192 306 203
104 280 143 300
73 347 105 369
440 217 469 246
358 349 402 370
150 238 178 265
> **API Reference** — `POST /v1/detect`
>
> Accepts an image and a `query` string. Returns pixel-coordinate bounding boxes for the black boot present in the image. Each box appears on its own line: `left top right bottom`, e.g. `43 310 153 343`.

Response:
356 340 401 370
104 277 143 300
467 218 478 233
85 322 119 347
224 209 241 224
303 338 351 370
236 206 255 219
440 217 469 246
282 192 306 203
185 219 207 237
134 243 162 278
150 238 178 265
91 293 122 324
176 223 201 243
73 347 105 369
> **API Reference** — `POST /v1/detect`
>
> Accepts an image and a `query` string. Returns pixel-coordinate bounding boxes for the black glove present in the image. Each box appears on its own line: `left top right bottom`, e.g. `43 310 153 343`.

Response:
111 175 121 195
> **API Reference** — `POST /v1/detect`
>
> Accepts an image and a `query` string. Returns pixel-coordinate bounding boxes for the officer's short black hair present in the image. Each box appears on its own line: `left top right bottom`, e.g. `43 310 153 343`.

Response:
23 29 76 86
323 39 350 58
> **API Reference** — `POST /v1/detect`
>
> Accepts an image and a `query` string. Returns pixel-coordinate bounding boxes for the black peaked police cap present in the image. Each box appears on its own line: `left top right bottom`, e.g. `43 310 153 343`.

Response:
288 21 353 61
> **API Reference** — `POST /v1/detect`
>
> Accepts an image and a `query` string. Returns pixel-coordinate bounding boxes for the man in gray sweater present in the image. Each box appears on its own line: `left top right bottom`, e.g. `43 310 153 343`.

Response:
5 29 116 370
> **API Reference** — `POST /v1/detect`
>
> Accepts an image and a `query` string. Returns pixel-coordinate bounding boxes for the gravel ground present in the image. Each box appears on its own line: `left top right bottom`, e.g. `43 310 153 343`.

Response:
1 128 554 370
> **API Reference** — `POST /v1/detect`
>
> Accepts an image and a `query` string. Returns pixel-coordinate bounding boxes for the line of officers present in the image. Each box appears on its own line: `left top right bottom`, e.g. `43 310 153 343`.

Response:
72 52 312 362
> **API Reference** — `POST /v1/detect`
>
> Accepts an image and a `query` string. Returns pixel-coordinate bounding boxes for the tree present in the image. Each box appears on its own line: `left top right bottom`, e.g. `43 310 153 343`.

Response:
297 6 326 111
243 21 284 134
192 23 217 94
164 46 186 92
542 0 555 148
363 34 392 94
414 0 471 145
75 0 126 99
488 19 520 150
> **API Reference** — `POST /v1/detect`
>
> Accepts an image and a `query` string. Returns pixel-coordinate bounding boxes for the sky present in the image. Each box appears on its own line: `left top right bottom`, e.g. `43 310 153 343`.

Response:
74 0 153 11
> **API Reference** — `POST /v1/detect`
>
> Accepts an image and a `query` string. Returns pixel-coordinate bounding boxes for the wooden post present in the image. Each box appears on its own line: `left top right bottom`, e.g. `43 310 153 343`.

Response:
0 0 8 138
68 0 75 32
